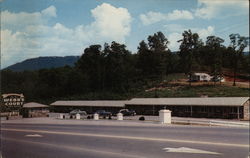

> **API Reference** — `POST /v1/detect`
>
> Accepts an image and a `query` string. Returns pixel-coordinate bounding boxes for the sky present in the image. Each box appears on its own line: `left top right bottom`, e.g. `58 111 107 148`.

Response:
0 0 249 68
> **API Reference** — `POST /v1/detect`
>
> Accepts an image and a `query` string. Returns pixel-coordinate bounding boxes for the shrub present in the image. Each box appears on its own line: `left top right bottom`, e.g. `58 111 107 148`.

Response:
139 116 145 121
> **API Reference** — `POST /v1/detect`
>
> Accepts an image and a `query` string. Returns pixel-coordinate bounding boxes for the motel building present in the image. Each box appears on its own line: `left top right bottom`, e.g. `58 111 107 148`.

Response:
50 100 126 114
51 97 249 120
22 102 49 118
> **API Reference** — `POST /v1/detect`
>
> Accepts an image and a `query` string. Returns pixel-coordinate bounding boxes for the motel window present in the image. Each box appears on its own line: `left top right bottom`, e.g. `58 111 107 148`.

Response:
230 107 238 113
199 106 207 112
184 106 190 112
215 107 223 113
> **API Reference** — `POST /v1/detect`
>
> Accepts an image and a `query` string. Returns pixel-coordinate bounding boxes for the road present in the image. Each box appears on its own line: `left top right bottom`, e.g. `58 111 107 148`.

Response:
1 123 249 158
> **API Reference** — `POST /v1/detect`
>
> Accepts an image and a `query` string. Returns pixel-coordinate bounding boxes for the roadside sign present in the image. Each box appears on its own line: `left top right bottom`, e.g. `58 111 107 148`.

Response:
1 94 25 114
1 94 24 108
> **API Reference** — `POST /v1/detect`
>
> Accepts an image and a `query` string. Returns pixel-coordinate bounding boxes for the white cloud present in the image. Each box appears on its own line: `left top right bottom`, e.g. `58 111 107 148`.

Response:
90 3 131 42
195 26 214 39
1 6 57 29
1 3 132 68
195 0 249 19
168 32 182 51
140 9 193 25
41 5 57 17
165 24 185 32
1 29 41 66
140 12 165 25
167 10 193 21
1 11 44 29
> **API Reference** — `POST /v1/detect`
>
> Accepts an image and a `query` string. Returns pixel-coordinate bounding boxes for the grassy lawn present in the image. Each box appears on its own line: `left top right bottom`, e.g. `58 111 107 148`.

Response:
135 85 249 98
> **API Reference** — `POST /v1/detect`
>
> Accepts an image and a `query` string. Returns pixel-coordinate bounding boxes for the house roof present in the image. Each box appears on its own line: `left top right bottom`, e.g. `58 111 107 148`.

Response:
50 100 127 107
23 102 49 108
126 97 249 107
193 73 210 76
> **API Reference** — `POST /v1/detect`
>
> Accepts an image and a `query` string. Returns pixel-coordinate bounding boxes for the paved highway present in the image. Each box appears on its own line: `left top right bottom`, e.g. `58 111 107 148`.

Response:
1 123 249 158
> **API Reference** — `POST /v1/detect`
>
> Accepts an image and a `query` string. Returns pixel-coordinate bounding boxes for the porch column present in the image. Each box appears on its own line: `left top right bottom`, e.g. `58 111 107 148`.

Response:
237 106 240 119
153 105 155 115
190 106 193 117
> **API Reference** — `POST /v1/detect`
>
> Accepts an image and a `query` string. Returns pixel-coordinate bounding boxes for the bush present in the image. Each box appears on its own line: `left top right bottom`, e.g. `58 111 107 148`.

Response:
139 116 145 121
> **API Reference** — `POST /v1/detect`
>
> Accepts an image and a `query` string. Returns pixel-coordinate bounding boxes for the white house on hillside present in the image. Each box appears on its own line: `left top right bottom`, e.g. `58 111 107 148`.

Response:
190 73 212 82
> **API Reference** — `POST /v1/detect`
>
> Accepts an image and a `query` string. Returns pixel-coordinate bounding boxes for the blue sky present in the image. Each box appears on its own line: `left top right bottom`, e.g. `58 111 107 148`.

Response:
1 0 249 68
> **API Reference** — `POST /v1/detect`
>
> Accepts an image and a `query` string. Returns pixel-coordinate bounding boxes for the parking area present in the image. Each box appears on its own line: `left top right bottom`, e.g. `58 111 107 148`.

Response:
2 113 243 128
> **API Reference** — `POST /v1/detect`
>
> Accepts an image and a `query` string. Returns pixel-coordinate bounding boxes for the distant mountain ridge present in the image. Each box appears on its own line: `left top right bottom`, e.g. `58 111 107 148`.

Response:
4 56 80 72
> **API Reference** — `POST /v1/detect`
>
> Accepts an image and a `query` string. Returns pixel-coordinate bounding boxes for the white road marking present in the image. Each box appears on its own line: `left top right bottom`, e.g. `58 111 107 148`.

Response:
25 134 43 137
2 128 248 148
163 147 221 155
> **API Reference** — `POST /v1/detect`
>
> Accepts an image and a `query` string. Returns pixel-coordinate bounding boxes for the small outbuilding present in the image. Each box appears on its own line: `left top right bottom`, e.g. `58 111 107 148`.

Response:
22 102 49 118
190 73 212 82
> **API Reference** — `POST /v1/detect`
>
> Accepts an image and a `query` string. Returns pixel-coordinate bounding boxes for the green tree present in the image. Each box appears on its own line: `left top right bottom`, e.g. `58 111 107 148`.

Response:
137 40 154 78
147 32 171 79
65 68 89 95
178 29 203 85
206 36 225 85
104 41 135 92
76 45 104 91
229 34 249 86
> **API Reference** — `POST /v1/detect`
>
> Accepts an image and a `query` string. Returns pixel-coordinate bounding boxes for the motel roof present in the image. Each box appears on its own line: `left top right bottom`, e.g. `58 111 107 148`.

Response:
50 100 127 107
50 97 249 107
126 97 249 107
23 102 49 108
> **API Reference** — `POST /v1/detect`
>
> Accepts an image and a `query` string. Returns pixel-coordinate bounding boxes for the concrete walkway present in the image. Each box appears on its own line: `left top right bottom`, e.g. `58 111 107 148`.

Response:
1 114 249 128
125 115 249 127
1 117 165 127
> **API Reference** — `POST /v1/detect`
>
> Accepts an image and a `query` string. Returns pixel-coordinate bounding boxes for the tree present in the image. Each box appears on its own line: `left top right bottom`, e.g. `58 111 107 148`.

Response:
148 32 169 53
178 29 203 85
206 36 224 85
76 45 104 91
104 41 135 92
148 32 171 79
137 40 153 78
229 34 249 86
65 67 89 95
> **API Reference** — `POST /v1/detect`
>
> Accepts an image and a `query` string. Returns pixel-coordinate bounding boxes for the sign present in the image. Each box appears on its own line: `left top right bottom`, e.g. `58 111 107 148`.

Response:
1 93 25 108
